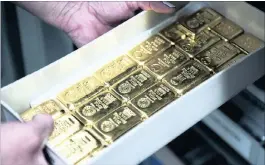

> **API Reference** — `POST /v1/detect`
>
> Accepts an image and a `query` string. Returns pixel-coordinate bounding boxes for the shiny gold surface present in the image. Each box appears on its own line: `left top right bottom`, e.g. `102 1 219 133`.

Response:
145 47 190 77
195 40 240 70
211 19 243 41
57 77 104 110
128 34 171 63
21 100 65 121
74 91 122 126
216 54 246 72
94 104 142 141
179 8 222 35
160 24 188 42
163 60 210 95
131 83 176 117
94 55 137 85
232 33 265 53
54 129 103 164
112 69 156 100
49 114 83 147
175 30 220 57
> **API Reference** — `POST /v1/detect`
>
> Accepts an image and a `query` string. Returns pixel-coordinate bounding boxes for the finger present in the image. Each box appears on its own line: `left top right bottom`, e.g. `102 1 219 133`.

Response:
133 1 175 13
36 151 49 165
30 114 54 147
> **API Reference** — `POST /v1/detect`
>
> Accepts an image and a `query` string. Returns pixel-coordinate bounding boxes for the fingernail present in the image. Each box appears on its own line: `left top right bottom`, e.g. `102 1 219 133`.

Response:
163 1 175 8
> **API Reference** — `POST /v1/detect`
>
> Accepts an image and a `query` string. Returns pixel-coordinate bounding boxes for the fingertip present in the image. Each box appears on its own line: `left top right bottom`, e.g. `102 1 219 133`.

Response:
32 114 54 138
138 1 176 14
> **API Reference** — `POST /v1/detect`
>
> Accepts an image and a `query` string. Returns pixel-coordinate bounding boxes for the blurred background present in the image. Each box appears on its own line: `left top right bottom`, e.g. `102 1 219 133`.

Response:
1 1 264 165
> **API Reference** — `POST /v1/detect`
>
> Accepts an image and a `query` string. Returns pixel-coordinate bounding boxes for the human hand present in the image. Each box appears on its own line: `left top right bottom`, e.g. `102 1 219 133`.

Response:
0 114 54 165
15 1 175 47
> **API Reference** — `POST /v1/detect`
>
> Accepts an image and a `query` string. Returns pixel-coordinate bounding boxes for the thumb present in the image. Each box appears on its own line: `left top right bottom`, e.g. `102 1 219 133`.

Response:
130 1 176 14
29 114 54 148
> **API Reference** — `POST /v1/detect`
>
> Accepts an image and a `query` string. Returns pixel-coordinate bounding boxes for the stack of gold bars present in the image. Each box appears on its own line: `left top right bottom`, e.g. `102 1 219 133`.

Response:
20 7 264 165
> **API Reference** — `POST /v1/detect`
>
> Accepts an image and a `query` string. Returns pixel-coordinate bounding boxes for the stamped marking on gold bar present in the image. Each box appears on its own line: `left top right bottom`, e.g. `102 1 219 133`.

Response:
160 23 187 42
131 83 176 117
94 55 138 85
57 76 104 110
21 100 65 121
94 104 142 141
211 19 243 41
163 60 210 95
145 47 189 77
128 34 171 63
195 41 240 70
54 129 103 164
49 114 83 147
216 54 246 72
75 91 122 125
231 33 265 53
175 30 220 57
112 69 156 100
180 8 222 35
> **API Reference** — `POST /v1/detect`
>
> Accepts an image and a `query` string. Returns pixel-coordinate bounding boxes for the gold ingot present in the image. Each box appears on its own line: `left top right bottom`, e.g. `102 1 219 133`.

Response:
48 114 83 147
195 40 240 71
163 60 210 95
74 91 122 126
94 55 138 85
231 33 265 53
54 129 103 164
175 30 220 57
159 23 188 43
216 54 246 72
20 100 66 121
211 19 243 41
131 83 176 117
145 47 190 77
179 7 222 36
112 69 156 100
94 104 142 141
57 76 104 110
127 34 171 64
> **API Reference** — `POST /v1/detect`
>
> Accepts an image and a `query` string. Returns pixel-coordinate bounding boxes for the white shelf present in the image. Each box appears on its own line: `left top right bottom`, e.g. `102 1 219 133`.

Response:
1 2 264 165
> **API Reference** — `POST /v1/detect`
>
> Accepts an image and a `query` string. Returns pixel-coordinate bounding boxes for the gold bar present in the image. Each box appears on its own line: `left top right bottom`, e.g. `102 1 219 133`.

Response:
94 104 142 142
231 33 265 53
216 54 246 72
74 91 123 126
112 69 156 100
145 47 190 77
94 55 138 85
163 60 210 95
57 76 104 110
48 114 83 147
131 83 176 117
175 30 220 57
179 8 222 36
211 19 243 41
195 40 240 71
159 23 188 43
127 34 171 64
54 129 103 164
20 100 66 121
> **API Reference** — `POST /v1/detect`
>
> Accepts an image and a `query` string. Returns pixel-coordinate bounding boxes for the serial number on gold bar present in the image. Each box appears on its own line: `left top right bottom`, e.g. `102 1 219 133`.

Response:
211 19 243 41
57 76 104 110
74 91 122 126
112 69 156 100
94 55 138 85
195 40 240 70
145 46 190 77
216 54 246 72
175 30 220 57
163 60 210 95
179 7 222 36
20 100 65 121
54 129 103 164
94 104 142 141
232 33 265 53
127 34 171 63
131 83 176 117
49 114 83 147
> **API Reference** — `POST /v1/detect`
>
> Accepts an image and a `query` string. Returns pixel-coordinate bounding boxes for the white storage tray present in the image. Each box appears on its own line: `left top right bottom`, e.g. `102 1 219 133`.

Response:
1 2 264 165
